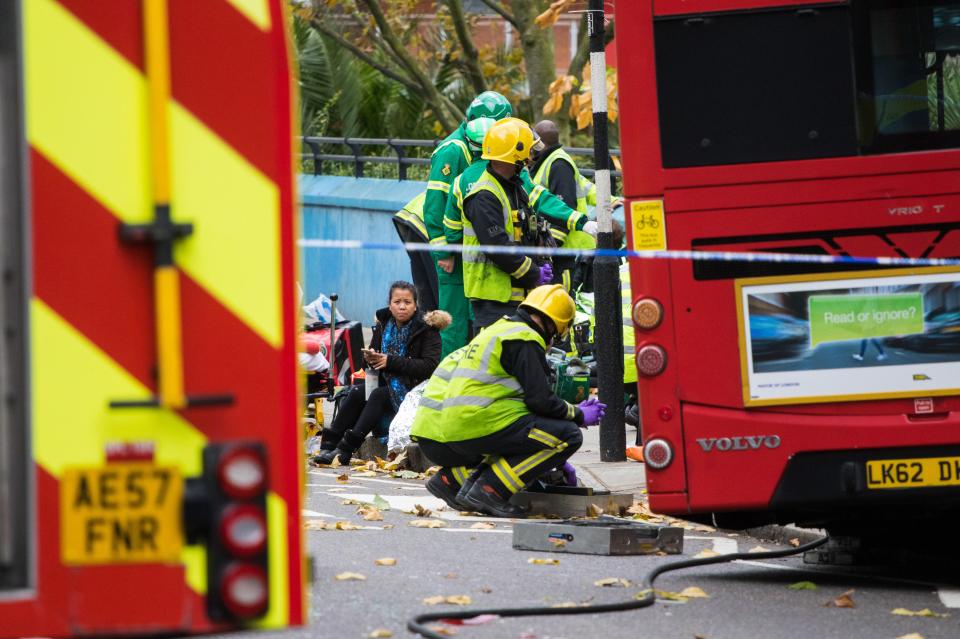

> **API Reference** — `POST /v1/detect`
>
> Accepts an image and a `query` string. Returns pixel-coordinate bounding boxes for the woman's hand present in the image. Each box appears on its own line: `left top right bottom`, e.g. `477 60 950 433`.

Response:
366 351 389 370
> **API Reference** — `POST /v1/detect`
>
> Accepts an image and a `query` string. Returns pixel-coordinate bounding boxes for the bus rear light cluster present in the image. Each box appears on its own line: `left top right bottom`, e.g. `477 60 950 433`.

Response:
632 297 663 330
643 438 674 470
636 344 667 377
220 563 269 619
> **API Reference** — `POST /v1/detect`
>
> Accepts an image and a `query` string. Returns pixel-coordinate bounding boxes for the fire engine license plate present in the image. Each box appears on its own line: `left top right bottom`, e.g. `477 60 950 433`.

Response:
60 464 183 564
865 457 960 490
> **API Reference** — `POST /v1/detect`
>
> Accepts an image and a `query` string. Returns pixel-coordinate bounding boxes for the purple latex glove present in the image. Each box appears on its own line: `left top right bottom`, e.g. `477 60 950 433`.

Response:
561 461 578 487
578 398 607 426
536 262 554 286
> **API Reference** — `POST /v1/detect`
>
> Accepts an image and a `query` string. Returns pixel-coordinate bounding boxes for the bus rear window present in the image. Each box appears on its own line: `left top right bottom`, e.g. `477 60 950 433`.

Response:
857 2 960 153
654 1 960 167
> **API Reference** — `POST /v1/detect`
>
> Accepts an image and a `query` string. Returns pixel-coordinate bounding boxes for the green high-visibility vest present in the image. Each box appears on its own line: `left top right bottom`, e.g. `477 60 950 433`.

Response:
393 192 428 241
461 171 531 304
531 147 596 214
620 263 637 385
410 346 467 443
416 319 548 442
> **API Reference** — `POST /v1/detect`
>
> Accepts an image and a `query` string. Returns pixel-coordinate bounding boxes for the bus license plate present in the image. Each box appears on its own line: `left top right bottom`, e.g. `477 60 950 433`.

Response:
865 457 960 490
60 464 183 564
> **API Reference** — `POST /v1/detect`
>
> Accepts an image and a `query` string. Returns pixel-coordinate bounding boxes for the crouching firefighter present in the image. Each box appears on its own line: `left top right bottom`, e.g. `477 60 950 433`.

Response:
410 285 607 517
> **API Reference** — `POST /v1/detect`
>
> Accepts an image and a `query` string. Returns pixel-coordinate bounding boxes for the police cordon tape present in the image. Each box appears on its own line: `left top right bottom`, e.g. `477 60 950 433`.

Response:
298 239 960 268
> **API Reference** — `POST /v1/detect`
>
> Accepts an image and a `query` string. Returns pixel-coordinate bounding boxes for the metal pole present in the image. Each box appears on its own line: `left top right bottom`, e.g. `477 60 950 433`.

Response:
588 0 625 462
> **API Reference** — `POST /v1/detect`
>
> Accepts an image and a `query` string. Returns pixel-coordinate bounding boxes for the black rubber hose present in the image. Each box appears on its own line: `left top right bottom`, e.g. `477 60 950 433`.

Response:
407 534 830 638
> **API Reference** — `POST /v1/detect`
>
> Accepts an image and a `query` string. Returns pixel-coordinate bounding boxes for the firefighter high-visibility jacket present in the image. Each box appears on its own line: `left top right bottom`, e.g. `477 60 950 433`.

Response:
425 123 473 258
459 167 542 303
529 145 597 214
410 315 583 443
392 192 429 242
444 162 588 248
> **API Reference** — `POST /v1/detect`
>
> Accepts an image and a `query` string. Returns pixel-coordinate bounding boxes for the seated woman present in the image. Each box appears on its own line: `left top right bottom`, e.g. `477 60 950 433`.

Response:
313 281 450 465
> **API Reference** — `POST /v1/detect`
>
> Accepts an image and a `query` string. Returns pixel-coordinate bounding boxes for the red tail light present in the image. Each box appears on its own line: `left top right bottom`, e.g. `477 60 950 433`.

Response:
217 448 266 499
220 563 269 619
219 503 267 558
636 344 667 376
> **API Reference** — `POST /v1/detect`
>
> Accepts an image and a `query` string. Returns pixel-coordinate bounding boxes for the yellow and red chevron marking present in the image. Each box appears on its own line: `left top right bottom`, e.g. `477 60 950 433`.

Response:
7 0 304 634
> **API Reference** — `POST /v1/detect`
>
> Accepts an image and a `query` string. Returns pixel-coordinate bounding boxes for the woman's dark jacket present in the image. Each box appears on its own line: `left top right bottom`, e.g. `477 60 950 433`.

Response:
369 309 450 390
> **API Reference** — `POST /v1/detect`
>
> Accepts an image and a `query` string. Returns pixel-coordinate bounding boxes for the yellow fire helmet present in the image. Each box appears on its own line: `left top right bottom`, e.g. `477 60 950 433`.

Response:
520 284 577 338
482 117 536 164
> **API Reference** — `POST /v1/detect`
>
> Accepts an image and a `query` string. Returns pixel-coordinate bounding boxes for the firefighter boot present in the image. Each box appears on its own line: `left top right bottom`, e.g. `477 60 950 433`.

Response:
461 481 528 518
425 471 463 510
311 427 342 465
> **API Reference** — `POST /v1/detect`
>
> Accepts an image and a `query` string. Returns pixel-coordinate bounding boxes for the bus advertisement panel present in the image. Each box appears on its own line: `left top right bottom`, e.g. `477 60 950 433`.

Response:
738 270 960 405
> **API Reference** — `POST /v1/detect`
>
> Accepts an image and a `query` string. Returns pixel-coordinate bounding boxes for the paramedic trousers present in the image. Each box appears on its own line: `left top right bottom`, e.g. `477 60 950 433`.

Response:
438 259 472 357
417 414 582 496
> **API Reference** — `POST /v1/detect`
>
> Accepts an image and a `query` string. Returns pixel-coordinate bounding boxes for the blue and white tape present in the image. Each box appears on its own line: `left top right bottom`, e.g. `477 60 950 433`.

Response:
298 239 960 269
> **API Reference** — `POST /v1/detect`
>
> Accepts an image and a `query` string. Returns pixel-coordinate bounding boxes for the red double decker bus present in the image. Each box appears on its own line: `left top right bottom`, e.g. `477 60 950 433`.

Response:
616 0 960 530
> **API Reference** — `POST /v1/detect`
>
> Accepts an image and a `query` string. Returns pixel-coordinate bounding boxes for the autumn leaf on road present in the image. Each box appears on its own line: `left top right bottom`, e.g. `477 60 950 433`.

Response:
336 473 349 483
748 546 769 553
357 505 383 521
586 503 604 517
679 587 709 598
895 634 925 639
368 630 392 638
528 558 560 565
787 581 818 591
594 577 631 588
825 589 856 608
694 549 720 559
408 519 446 528
373 495 390 511
422 595 472 606
375 557 397 566
427 626 457 637
470 522 495 530
891 608 949 618
410 504 432 517
789 538 801 547
335 572 366 581
354 471 377 477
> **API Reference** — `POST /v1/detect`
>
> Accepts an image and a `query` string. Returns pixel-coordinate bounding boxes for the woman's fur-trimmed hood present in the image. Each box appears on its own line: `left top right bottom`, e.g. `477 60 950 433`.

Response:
423 310 452 331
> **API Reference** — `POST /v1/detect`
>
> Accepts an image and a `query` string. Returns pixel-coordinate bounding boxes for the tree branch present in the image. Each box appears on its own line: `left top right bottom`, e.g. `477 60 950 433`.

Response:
479 0 519 30
357 0 458 130
308 17 420 93
444 0 487 94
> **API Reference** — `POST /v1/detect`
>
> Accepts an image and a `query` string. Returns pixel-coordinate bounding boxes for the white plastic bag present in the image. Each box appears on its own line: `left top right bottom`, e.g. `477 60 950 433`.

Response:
388 380 427 453
302 293 346 324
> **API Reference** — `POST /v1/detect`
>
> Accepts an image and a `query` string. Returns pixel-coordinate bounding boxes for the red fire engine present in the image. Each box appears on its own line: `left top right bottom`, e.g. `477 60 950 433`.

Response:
617 0 960 529
0 0 305 634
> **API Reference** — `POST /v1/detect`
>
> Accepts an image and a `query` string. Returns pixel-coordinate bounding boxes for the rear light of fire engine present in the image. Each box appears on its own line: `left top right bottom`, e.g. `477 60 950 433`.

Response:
186 442 270 622
636 344 667 377
643 438 674 470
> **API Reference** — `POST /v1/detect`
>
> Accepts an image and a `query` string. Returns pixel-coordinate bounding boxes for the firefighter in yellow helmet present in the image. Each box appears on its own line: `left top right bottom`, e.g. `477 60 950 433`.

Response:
460 118 556 331
411 285 607 517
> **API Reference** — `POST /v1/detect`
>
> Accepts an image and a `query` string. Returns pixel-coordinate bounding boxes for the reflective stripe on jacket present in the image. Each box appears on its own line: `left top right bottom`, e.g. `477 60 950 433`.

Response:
393 192 428 241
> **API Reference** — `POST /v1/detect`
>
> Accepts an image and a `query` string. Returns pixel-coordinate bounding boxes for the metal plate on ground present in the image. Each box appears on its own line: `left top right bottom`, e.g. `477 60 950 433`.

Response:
510 490 634 518
513 518 684 556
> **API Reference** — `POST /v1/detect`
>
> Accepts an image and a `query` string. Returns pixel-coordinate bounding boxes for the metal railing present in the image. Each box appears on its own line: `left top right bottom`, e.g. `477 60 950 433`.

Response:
300 136 622 184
